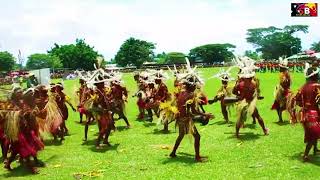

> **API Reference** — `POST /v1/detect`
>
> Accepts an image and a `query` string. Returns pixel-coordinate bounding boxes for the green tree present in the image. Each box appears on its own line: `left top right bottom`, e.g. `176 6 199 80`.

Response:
165 52 186 64
48 39 99 70
189 44 235 64
154 52 167 64
311 41 320 52
26 53 63 70
114 37 155 68
244 50 260 60
246 25 309 59
0 51 15 71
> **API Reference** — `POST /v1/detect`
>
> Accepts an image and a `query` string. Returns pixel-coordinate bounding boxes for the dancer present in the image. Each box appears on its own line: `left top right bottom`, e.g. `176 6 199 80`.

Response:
77 79 87 123
232 57 269 138
91 78 114 149
110 76 130 128
5 89 44 174
154 71 171 131
208 67 235 123
295 63 320 161
169 58 213 162
271 57 291 122
133 72 147 120
54 83 76 136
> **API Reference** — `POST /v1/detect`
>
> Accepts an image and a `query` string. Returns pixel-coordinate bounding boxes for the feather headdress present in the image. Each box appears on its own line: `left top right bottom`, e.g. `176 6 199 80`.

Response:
304 62 319 78
178 58 204 85
279 57 288 69
234 56 258 78
211 66 235 81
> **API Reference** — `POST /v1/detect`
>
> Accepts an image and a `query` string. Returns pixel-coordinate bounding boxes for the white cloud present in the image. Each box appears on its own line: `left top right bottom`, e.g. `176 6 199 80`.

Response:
0 0 319 61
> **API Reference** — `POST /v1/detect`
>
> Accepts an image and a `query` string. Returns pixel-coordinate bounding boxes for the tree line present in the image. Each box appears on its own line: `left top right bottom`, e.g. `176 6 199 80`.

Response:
0 25 320 71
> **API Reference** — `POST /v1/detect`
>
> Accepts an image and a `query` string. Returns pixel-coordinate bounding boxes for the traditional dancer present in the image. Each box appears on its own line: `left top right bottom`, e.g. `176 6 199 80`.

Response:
86 60 115 148
169 58 213 162
154 71 171 131
133 72 147 120
110 76 130 128
232 57 269 138
145 76 158 122
77 79 87 123
271 57 291 122
5 89 44 174
0 100 11 163
208 67 235 123
91 78 115 149
0 87 23 162
54 83 76 136
295 63 320 161
75 72 96 141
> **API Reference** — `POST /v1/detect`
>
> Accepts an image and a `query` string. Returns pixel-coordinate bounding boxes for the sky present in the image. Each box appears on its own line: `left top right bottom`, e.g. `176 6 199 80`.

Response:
0 0 319 62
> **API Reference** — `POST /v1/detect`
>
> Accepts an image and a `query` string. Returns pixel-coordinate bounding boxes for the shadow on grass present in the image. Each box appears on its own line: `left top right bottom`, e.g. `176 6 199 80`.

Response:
149 129 175 135
43 139 63 146
143 122 157 127
1 165 35 178
1 156 57 178
116 126 130 132
291 152 320 166
135 118 145 122
211 120 234 126
90 143 120 153
225 132 261 141
274 121 290 126
244 123 256 129
74 120 97 125
162 152 197 165
82 139 120 153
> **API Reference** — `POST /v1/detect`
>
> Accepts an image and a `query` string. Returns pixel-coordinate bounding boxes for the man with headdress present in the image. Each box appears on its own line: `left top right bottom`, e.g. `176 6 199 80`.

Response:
54 83 76 136
133 72 147 119
110 76 130 128
153 70 171 131
0 87 24 163
271 57 291 123
90 76 115 149
295 63 320 161
232 57 269 138
5 88 44 174
144 77 158 122
77 78 90 124
208 67 235 123
169 58 213 162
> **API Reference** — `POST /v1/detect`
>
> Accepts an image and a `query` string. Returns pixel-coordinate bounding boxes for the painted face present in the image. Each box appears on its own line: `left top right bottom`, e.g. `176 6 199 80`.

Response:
222 80 228 85
155 79 162 84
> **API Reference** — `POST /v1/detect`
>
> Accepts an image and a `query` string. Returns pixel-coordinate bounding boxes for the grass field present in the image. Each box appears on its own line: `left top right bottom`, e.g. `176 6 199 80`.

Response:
0 67 319 179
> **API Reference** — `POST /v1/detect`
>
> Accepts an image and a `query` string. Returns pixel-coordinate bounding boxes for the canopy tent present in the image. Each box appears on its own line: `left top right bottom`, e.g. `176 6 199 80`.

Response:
286 50 319 61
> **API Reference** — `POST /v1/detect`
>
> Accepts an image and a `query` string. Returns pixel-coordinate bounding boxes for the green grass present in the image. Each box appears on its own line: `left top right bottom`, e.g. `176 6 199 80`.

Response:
0 67 319 179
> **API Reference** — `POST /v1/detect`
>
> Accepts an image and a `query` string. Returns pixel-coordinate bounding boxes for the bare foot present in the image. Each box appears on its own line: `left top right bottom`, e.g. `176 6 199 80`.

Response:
4 163 12 171
30 167 39 174
169 153 176 158
96 145 103 150
195 156 208 162
264 128 269 135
